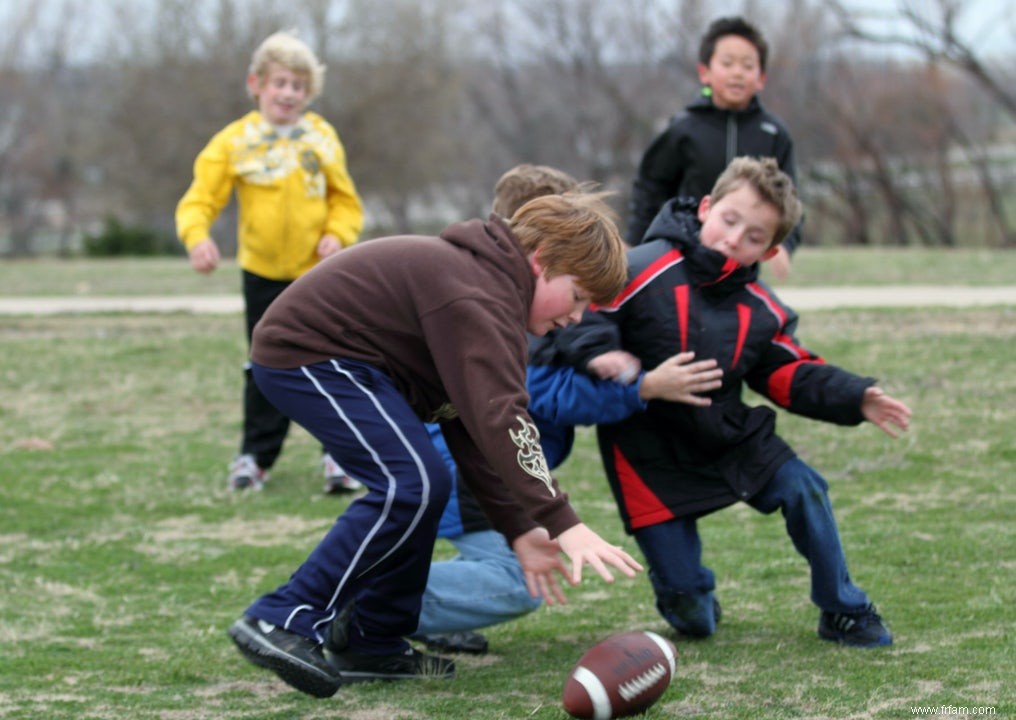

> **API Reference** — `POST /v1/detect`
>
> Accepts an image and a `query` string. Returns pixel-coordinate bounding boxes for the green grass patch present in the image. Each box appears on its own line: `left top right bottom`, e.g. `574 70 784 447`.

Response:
0 308 1013 719
1 248 1015 297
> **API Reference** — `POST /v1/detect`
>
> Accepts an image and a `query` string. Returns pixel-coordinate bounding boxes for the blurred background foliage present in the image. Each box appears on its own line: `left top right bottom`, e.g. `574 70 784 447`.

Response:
1 0 1014 257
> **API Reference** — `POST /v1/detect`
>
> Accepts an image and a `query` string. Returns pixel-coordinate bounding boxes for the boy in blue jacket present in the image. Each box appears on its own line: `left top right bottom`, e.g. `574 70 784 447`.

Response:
575 157 911 647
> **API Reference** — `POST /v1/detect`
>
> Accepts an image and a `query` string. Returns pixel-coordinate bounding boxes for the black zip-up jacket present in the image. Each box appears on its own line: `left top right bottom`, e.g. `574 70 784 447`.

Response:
627 92 801 251
560 199 873 531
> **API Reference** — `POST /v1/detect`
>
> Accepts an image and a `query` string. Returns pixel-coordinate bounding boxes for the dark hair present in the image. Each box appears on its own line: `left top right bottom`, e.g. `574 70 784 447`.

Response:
698 16 768 72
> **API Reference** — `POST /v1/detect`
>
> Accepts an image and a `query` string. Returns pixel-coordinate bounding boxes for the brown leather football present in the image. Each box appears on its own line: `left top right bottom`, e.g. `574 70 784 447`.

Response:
562 631 677 719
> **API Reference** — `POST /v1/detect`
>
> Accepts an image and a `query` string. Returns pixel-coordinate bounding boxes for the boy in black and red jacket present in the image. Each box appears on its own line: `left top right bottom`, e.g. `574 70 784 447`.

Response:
563 157 911 647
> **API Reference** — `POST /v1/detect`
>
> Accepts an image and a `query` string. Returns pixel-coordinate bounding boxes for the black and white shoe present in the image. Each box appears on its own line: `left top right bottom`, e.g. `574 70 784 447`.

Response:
228 454 267 491
322 453 364 494
228 616 342 697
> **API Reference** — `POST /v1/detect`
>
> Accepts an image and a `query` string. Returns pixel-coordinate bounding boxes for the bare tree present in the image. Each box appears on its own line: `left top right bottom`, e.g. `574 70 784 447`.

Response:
4 0 1014 255
461 0 700 224
823 0 1016 246
0 0 100 256
320 0 479 234
829 0 1016 120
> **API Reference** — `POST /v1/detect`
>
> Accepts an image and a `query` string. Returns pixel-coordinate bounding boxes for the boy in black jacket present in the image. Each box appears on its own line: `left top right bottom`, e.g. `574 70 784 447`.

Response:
628 16 799 278
579 157 911 647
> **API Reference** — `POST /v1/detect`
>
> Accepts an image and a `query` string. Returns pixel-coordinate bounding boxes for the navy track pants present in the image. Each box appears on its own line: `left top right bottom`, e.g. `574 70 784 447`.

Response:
246 358 453 654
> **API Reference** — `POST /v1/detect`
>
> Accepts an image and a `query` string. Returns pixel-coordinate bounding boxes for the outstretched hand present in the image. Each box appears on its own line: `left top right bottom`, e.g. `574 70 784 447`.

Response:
513 524 643 605
640 351 722 406
513 527 570 605
556 522 642 586
861 386 912 438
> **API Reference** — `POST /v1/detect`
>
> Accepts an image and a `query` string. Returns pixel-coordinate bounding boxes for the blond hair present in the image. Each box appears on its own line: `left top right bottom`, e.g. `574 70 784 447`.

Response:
247 31 325 103
711 157 802 247
492 164 584 218
509 192 627 305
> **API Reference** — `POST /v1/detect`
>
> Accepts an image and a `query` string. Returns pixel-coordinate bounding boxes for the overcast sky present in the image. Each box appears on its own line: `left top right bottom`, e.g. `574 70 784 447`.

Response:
844 0 1015 57
1 0 1014 66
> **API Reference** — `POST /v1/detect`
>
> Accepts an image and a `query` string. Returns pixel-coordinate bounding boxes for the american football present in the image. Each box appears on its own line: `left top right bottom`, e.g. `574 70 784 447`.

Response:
561 631 677 720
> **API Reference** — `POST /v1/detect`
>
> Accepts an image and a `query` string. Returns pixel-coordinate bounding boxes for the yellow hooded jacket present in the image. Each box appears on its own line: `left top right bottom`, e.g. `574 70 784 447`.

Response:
176 110 363 281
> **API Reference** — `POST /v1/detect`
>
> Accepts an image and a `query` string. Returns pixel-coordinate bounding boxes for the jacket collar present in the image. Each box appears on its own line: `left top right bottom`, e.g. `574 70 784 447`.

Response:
686 91 763 116
643 197 759 288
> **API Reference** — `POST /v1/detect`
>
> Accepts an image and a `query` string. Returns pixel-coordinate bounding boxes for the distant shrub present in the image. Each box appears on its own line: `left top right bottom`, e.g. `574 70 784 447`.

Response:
82 216 181 257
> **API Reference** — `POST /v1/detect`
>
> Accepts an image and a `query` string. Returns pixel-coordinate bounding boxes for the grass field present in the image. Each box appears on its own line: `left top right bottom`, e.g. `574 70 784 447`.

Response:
1 247 1015 296
0 257 1014 719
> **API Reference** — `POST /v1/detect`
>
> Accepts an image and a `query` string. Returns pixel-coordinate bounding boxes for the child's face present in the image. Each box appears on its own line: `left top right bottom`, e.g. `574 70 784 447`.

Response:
528 259 589 336
248 63 310 126
697 35 766 110
697 184 781 266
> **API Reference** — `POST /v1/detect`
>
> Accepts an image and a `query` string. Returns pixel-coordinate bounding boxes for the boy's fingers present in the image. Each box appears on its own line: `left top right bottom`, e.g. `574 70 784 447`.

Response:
568 560 584 586
545 574 568 605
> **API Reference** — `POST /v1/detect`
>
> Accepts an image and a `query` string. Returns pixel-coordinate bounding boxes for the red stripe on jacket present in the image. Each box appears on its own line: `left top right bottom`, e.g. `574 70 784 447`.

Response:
614 444 675 529
674 285 689 352
597 249 684 312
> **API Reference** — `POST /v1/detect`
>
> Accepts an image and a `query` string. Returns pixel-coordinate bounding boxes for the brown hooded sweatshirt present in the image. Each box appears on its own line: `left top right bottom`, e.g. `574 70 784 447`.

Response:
252 214 579 542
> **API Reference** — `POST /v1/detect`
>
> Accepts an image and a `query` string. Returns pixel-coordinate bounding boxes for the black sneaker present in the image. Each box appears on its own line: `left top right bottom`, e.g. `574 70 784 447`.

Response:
415 631 489 655
818 604 893 647
227 616 342 698
328 646 455 683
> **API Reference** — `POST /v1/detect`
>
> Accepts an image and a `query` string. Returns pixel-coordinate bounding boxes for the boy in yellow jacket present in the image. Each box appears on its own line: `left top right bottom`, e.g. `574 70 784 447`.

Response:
176 31 364 493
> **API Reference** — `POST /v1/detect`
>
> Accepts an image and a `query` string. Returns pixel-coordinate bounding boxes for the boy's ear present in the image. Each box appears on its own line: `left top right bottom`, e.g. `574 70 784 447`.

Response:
696 195 712 223
757 71 768 93
696 63 710 86
760 245 781 262
529 250 544 277
246 73 262 97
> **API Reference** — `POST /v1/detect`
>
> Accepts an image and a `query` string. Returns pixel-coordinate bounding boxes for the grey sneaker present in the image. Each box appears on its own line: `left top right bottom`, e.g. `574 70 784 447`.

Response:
227 616 342 697
322 453 364 494
818 603 892 647
228 454 267 491
328 646 455 683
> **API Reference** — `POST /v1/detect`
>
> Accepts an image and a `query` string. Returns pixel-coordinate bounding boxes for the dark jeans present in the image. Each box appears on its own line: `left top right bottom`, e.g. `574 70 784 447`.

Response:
634 457 871 636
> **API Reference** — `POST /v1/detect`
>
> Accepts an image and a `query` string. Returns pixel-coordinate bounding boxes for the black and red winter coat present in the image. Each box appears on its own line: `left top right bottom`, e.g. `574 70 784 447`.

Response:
556 198 876 531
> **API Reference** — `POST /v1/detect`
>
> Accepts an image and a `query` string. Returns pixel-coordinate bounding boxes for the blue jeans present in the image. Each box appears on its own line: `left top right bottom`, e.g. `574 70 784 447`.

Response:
634 457 870 637
416 530 542 635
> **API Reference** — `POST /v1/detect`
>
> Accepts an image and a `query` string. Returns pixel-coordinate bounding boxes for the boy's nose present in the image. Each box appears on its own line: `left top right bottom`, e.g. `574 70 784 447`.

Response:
722 232 741 249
